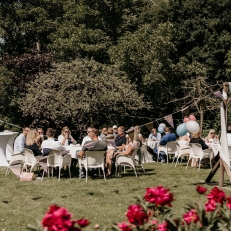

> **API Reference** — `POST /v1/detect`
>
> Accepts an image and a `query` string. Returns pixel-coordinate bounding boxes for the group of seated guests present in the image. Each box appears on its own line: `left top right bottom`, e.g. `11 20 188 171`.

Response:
151 126 220 163
13 125 143 178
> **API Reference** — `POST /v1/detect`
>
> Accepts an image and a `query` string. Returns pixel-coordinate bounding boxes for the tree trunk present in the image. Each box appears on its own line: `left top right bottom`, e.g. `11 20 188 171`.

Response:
199 107 204 134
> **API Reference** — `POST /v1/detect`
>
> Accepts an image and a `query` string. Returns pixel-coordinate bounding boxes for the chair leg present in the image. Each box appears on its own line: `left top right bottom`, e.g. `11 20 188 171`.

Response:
102 167 106 181
58 167 61 181
41 170 45 181
186 158 191 169
86 168 88 182
68 165 71 178
133 167 137 177
175 157 180 167
171 157 176 166
115 165 118 176
141 164 145 174
167 154 169 164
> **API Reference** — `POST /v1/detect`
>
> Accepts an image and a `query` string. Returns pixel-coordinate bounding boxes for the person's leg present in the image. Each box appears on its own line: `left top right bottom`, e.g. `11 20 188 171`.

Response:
106 150 113 176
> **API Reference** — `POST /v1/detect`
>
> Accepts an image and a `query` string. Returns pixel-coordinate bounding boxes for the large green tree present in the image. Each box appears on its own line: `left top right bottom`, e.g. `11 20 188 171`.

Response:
19 58 150 133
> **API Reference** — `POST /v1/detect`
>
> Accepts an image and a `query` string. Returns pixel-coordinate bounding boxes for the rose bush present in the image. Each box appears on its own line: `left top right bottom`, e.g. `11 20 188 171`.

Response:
28 185 231 231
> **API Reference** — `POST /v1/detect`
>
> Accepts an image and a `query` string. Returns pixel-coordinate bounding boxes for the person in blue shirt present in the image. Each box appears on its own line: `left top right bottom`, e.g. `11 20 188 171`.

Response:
149 128 161 141
154 127 176 162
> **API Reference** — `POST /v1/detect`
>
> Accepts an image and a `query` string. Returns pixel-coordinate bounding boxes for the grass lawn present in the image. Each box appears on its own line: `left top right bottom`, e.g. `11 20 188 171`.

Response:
0 162 231 230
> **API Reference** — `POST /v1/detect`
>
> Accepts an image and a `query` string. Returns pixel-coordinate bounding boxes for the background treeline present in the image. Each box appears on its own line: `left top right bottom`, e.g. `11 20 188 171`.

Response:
0 0 231 140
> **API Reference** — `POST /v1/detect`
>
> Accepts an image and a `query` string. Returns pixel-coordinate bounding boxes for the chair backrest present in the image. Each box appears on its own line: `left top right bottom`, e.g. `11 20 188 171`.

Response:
62 154 72 166
23 148 37 163
47 149 62 166
85 151 105 167
175 143 180 154
167 141 177 153
189 143 203 157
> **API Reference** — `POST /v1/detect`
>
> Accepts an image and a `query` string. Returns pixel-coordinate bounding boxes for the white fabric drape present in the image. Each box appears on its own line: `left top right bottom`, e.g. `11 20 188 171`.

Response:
220 103 230 168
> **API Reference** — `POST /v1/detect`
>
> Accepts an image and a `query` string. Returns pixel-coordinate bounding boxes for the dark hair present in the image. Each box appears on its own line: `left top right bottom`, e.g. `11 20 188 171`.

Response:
164 127 171 133
118 126 125 133
46 128 55 137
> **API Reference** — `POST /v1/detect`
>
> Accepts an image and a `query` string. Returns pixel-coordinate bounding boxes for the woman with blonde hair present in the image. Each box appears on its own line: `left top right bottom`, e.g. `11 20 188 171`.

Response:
25 129 43 156
58 126 76 146
206 129 219 143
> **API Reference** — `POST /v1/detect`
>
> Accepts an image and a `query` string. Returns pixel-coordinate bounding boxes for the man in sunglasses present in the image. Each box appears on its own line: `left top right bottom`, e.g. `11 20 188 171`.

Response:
14 127 30 154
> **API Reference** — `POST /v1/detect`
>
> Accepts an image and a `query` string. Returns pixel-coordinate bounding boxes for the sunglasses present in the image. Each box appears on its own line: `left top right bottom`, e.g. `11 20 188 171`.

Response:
38 132 43 134
211 132 215 134
87 131 91 133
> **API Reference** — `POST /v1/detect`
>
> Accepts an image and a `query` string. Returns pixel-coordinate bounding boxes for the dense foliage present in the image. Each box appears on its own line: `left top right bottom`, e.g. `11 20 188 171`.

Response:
0 0 230 134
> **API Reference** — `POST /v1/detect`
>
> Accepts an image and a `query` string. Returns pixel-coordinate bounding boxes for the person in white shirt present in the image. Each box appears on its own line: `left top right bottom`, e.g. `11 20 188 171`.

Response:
58 126 76 146
14 127 30 154
42 128 66 155
81 127 102 146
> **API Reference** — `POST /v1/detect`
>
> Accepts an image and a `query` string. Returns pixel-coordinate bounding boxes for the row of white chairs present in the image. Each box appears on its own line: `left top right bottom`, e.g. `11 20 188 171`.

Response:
6 147 147 181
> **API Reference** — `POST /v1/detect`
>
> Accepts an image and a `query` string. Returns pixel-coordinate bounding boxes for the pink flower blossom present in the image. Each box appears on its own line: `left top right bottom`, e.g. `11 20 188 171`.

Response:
183 209 199 224
226 196 231 209
42 205 73 231
196 186 207 194
144 186 174 207
205 200 217 212
75 218 90 228
126 204 149 225
157 221 168 231
117 222 132 231
206 187 226 205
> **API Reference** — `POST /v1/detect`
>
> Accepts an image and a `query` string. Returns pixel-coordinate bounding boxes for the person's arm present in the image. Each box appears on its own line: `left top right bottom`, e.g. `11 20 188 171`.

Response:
19 136 25 152
34 143 43 156
159 136 166 146
69 135 76 144
117 144 133 156
58 135 67 145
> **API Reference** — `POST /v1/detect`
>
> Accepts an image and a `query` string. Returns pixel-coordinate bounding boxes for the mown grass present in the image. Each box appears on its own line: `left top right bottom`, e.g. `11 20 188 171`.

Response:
0 162 230 230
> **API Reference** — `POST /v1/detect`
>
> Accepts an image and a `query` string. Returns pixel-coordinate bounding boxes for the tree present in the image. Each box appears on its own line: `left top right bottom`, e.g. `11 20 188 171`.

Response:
19 58 150 134
109 22 176 116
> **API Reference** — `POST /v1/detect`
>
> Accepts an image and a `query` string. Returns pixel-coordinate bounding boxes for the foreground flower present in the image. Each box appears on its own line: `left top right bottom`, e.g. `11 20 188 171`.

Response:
157 221 168 231
205 200 216 212
42 205 73 231
144 186 174 207
196 186 207 194
126 204 149 225
75 218 90 228
226 196 231 209
207 187 226 205
117 222 132 231
183 209 199 224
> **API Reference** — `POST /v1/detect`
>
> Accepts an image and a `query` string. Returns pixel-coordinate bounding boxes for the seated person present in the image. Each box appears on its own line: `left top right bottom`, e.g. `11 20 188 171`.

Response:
100 127 108 141
14 127 29 154
81 127 102 146
205 129 219 143
36 127 45 148
135 125 145 143
25 129 43 157
178 134 190 149
154 127 176 162
41 128 66 156
115 126 126 150
78 128 107 157
190 130 208 150
227 125 231 146
58 126 76 146
105 127 115 139
149 128 161 141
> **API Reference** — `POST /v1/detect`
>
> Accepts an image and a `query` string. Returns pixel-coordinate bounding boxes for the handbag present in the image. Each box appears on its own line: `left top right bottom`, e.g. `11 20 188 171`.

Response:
20 172 34 181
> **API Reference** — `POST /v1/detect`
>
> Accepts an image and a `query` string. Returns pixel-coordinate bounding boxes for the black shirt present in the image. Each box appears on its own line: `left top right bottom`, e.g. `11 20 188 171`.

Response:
25 143 43 156
190 138 209 150
115 134 126 147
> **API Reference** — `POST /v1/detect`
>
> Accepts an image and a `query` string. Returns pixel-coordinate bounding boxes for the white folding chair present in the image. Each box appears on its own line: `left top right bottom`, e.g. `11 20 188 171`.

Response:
23 148 43 172
186 143 212 170
78 151 106 182
5 152 26 176
172 143 190 167
157 141 177 164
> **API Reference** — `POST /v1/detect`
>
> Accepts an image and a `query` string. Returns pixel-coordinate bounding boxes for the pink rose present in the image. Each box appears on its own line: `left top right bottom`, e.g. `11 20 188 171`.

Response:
205 200 217 212
206 187 226 205
126 204 149 225
75 218 90 228
227 196 231 209
144 186 174 207
117 222 132 231
42 205 73 231
196 186 207 194
157 221 168 231
183 209 199 224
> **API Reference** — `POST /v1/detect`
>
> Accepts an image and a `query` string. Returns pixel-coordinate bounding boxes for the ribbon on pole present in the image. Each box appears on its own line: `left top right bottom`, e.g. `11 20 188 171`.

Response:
164 114 174 128
144 122 153 132
214 90 223 98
